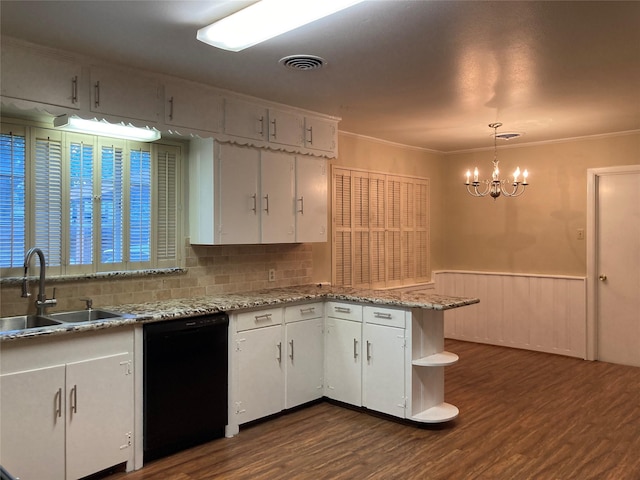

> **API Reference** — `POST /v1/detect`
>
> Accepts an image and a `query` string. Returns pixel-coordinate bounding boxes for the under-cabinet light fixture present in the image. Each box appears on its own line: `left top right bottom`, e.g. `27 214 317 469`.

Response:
196 0 365 52
53 115 161 142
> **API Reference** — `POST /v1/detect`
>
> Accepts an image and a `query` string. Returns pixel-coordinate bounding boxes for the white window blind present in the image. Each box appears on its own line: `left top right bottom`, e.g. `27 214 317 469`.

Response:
34 132 63 269
332 167 430 288
69 139 94 266
0 121 182 277
130 148 151 263
0 130 26 268
99 142 124 265
156 145 179 264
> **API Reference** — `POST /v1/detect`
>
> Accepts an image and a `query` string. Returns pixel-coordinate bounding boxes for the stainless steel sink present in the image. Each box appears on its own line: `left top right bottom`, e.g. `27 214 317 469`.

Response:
46 309 124 323
0 314 63 332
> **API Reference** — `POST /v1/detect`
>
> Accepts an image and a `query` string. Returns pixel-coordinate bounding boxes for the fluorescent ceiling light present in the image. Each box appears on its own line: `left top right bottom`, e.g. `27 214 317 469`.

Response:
53 115 161 142
197 0 364 52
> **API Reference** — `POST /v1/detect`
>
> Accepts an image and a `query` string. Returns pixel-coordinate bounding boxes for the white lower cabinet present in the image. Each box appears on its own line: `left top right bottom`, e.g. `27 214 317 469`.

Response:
284 303 324 409
233 308 285 425
0 328 134 480
362 306 407 418
0 364 66 480
324 302 363 406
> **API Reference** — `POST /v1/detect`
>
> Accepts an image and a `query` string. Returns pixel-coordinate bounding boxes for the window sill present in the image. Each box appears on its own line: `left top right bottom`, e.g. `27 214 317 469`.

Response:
1 267 187 286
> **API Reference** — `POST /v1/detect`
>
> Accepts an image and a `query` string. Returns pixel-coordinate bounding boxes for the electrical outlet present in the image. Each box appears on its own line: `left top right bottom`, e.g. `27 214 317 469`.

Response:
577 228 585 240
268 269 276 282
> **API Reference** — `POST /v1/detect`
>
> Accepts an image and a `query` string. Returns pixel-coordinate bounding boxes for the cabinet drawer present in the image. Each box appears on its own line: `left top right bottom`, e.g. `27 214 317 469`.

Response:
284 302 324 323
363 305 406 328
236 307 283 332
325 302 362 322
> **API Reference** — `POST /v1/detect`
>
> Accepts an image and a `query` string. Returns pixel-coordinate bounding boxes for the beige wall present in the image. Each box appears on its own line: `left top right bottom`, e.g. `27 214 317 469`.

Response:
441 132 640 275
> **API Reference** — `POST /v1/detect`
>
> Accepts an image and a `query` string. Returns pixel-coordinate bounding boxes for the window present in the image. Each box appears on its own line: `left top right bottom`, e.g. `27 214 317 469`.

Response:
0 122 181 276
332 167 430 288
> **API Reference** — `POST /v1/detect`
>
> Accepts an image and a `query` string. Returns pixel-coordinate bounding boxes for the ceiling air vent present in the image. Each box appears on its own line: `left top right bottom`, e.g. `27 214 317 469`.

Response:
279 55 326 71
494 132 523 140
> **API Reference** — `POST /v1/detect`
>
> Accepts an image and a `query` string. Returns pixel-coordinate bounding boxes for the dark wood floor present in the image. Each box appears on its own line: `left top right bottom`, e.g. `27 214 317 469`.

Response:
107 340 640 480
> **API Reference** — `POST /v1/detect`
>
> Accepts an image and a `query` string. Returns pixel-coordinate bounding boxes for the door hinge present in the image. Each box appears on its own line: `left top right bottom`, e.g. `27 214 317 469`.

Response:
120 360 132 375
120 431 132 450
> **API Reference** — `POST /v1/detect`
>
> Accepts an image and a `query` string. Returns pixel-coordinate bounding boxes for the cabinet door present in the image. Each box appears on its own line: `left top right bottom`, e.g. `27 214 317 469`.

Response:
295 156 328 242
234 325 284 424
66 353 133 480
164 80 223 132
325 318 362 406
218 144 261 244
0 365 66 480
304 117 337 153
285 318 324 408
1 41 80 109
363 323 406 418
224 98 267 141
268 108 304 147
261 151 295 243
90 65 159 122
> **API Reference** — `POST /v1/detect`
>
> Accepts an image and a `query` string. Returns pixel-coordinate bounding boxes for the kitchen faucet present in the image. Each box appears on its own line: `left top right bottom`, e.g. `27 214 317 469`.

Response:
22 247 57 316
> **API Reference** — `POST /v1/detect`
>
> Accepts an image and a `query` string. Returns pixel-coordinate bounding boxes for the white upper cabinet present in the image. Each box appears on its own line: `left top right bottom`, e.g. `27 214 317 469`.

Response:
164 79 223 133
224 97 338 156
190 139 326 245
267 108 304 147
304 116 337 153
189 139 261 245
1 40 81 109
218 144 261 244
261 151 296 243
295 156 327 243
224 98 268 141
90 65 160 123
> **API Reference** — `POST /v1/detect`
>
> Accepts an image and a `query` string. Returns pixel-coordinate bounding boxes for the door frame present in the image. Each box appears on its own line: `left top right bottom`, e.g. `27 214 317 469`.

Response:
586 164 640 361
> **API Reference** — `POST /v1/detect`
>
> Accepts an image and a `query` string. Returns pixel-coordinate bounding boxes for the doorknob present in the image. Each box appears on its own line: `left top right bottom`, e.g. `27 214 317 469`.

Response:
599 274 607 281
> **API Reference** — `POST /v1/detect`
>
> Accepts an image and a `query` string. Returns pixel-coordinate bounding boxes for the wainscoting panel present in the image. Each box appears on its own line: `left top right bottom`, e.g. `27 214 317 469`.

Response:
435 271 587 358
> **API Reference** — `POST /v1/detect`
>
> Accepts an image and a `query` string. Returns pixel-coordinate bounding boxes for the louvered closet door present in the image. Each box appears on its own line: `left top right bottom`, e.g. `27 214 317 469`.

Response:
353 171 371 286
414 180 430 282
333 168 352 285
386 177 402 287
369 174 386 287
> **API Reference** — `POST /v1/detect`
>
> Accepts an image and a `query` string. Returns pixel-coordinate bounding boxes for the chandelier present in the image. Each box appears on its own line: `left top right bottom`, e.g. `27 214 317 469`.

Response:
465 123 528 199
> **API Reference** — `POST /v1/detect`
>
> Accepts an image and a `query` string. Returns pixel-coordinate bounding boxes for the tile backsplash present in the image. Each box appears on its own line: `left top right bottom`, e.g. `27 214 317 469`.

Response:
0 243 314 317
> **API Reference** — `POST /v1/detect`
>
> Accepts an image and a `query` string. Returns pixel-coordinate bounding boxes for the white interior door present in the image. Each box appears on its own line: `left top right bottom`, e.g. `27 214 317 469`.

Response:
594 168 640 366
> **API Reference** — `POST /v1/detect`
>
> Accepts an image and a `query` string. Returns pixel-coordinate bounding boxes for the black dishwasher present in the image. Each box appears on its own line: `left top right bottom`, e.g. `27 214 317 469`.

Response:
143 313 228 462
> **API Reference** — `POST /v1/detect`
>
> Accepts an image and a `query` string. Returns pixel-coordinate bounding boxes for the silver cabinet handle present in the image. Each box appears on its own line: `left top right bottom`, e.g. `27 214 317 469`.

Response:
300 306 315 314
367 341 372 361
71 76 78 104
297 196 305 214
264 194 270 214
254 313 272 321
70 384 78 416
251 193 257 214
335 306 351 314
289 339 294 360
307 126 313 145
277 342 282 363
599 274 607 281
258 116 264 136
94 81 100 107
353 338 358 359
373 312 393 319
270 118 277 139
168 96 174 120
55 387 62 420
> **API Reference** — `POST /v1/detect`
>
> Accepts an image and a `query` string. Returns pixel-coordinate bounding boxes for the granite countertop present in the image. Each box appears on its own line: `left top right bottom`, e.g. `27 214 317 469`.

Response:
0 285 479 342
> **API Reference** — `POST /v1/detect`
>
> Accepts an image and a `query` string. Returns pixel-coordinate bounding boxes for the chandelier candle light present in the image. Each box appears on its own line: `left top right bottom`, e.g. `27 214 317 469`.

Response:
465 123 529 199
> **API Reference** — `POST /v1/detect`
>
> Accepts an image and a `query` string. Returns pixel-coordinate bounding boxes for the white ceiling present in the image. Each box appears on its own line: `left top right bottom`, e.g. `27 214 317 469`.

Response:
1 0 639 152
